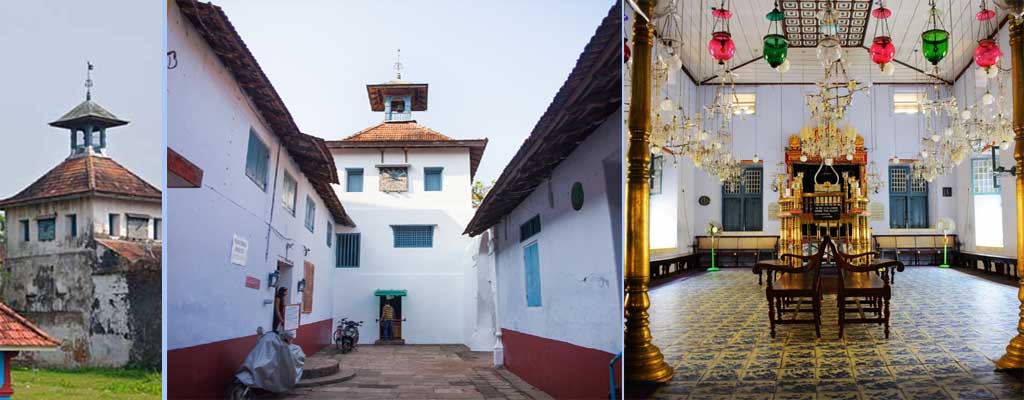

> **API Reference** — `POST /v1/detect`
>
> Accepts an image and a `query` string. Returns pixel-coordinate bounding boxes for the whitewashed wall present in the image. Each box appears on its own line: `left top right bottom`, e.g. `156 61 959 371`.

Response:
492 110 622 355
651 74 697 255
329 147 480 345
951 24 1017 258
167 3 338 350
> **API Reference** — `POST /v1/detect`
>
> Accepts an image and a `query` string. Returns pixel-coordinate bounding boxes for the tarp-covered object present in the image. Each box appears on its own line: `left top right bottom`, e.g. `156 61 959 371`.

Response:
234 333 306 393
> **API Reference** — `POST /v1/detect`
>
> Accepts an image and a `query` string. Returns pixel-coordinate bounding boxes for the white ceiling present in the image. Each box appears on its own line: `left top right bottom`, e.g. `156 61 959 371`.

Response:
650 0 1009 85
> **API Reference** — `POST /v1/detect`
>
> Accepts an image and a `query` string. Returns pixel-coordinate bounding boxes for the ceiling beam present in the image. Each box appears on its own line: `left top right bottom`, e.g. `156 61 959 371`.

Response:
698 56 762 85
858 46 953 85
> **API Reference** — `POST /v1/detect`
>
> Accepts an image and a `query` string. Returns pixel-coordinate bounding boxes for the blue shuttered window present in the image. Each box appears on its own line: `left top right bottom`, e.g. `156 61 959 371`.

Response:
67 214 77 238
889 166 929 229
336 233 360 267
722 167 763 231
304 195 315 233
392 225 434 248
245 129 270 190
37 218 55 241
20 220 28 242
153 218 161 240
424 167 443 191
326 222 333 247
523 243 542 307
346 168 363 192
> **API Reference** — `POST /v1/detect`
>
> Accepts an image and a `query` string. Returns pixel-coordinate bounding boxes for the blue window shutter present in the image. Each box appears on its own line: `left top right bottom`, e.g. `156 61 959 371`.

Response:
304 195 315 232
68 215 77 238
392 225 434 248
519 215 542 242
744 197 763 231
722 197 743 231
20 220 28 242
424 167 443 191
336 233 361 267
38 219 55 241
245 130 269 190
347 169 363 192
326 222 333 247
524 243 542 307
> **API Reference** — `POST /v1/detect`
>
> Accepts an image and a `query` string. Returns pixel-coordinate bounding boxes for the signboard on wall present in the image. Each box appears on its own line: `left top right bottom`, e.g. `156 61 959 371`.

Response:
812 204 841 220
230 235 248 266
869 202 885 221
244 276 260 289
284 303 301 334
767 202 780 221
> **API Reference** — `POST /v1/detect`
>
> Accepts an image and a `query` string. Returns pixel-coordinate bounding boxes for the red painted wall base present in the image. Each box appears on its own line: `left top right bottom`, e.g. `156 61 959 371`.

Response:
501 328 621 399
167 318 332 399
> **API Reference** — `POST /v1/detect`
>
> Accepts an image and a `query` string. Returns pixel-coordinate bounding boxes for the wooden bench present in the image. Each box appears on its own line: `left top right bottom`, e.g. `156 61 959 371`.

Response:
753 238 827 338
873 234 958 267
695 236 778 269
830 242 904 339
649 252 698 280
958 251 1018 279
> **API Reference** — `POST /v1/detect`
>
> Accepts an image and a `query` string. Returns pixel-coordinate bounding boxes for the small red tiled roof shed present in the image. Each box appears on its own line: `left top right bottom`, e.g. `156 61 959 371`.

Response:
0 302 59 398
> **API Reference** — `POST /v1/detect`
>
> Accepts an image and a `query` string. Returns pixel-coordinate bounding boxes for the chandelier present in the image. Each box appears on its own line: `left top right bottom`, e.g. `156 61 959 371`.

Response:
799 60 867 163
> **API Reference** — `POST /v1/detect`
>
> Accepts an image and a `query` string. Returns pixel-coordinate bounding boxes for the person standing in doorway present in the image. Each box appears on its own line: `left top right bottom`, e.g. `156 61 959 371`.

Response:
273 287 288 333
381 300 395 340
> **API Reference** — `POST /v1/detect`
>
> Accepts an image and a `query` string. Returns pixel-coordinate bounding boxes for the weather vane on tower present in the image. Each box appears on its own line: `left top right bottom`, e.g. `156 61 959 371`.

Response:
85 61 94 101
394 49 403 80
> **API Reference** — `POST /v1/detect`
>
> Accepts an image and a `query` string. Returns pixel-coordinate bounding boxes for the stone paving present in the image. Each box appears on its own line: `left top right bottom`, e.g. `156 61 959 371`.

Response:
632 267 1024 400
283 344 548 399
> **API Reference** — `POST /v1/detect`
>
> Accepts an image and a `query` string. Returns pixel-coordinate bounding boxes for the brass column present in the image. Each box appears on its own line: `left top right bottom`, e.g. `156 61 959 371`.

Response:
996 14 1024 372
624 0 674 383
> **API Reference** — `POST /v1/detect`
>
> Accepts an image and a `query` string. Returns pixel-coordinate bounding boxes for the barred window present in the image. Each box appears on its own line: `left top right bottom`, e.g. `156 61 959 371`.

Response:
972 158 999 194
392 225 434 248
890 167 907 192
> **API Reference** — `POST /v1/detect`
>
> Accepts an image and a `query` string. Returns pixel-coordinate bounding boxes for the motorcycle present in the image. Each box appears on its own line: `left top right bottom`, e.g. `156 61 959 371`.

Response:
334 317 362 353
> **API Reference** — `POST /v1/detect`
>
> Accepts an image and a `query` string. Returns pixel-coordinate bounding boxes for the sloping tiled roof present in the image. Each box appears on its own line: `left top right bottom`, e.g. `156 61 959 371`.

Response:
464 1 621 236
97 239 162 265
0 155 161 208
175 0 354 227
342 121 454 142
0 302 60 349
327 121 488 179
49 99 128 129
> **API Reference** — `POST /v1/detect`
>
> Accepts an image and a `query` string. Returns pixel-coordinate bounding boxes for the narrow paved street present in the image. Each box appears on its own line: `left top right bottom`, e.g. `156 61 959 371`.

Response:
284 345 550 399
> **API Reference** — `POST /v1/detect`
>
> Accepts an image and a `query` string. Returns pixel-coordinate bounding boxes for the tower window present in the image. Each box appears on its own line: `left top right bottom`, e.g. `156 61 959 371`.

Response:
37 218 55 242
390 99 406 113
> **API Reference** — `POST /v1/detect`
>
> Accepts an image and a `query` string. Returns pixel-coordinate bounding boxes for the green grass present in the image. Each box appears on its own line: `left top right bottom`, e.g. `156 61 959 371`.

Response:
10 367 161 399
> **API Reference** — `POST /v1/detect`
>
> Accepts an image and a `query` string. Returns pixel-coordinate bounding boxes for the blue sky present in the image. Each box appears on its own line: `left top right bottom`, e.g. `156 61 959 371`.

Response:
211 0 615 184
0 0 163 197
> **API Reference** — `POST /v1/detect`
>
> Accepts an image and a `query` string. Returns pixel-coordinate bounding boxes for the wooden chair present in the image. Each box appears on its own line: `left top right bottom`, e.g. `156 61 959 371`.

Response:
828 241 904 339
752 237 828 338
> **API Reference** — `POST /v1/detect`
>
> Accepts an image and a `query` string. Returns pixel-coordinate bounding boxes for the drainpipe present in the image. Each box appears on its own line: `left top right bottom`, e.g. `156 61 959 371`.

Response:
491 224 503 367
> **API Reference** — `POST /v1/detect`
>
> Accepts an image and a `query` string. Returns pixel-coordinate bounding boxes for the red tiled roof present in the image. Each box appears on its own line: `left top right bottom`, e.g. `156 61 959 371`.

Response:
464 1 621 236
327 121 488 179
0 155 161 208
342 121 453 142
97 239 162 265
0 302 60 349
175 0 353 227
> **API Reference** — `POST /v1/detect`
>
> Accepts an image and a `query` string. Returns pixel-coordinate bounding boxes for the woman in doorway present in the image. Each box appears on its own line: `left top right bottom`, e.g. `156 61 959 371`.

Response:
273 287 288 333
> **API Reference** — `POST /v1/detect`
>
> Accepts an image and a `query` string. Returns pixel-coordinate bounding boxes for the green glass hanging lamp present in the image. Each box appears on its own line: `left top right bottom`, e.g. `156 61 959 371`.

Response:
921 0 950 66
762 3 789 70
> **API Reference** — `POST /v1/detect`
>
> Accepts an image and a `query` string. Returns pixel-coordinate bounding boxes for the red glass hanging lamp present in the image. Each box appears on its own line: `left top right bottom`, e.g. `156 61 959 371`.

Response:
707 1 736 65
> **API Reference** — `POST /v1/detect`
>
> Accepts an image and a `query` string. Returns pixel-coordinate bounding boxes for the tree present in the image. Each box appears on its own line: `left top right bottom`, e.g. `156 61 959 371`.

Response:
472 180 495 208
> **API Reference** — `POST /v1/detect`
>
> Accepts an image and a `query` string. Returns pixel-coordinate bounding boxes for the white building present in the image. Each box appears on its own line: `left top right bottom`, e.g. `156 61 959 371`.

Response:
165 1 354 398
463 4 622 398
325 73 492 347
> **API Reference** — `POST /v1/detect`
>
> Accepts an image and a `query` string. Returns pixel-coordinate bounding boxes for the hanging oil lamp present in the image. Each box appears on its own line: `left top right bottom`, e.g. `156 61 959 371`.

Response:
973 1 1003 76
869 2 895 75
815 1 842 67
921 0 950 67
708 1 736 65
762 2 789 71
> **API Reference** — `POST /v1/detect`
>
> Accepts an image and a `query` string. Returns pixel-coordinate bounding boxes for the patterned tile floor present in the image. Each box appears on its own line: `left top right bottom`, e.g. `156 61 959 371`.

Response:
631 267 1024 400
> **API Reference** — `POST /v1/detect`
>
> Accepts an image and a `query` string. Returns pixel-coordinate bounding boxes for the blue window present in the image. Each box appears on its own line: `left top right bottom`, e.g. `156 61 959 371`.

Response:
336 233 361 267
20 220 28 242
424 167 443 191
889 166 928 229
519 215 541 242
37 218 55 241
346 168 363 192
523 243 542 307
326 222 333 247
67 214 77 238
722 167 762 231
304 195 315 233
153 218 161 240
245 129 270 190
392 225 434 248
